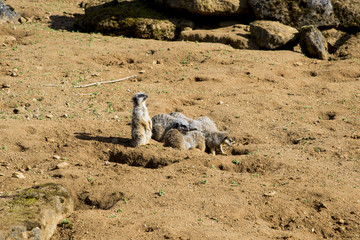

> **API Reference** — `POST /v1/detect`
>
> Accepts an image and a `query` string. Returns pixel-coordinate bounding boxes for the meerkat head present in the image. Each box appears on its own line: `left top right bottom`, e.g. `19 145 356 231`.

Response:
173 119 190 133
223 135 233 147
132 92 148 106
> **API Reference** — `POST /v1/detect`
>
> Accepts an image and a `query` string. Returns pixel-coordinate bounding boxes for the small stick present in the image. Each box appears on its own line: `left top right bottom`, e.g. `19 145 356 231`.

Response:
73 75 137 88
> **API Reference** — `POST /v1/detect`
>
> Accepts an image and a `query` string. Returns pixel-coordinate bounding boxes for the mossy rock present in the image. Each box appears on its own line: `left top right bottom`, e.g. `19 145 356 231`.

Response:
0 183 73 240
74 0 177 40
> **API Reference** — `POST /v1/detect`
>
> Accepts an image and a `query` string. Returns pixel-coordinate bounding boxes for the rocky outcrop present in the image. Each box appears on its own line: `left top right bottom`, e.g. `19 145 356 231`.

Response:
334 33 360 59
74 0 183 40
333 0 360 30
248 0 338 29
154 0 249 16
0 0 20 23
299 25 328 60
0 183 74 240
179 24 259 49
250 20 298 49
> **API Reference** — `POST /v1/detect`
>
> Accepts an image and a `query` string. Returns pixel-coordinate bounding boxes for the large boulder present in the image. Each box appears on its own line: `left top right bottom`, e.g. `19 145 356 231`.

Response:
299 25 328 60
0 0 20 23
74 0 182 40
250 20 298 49
248 0 338 29
333 0 360 31
179 24 259 49
0 183 74 240
154 0 249 16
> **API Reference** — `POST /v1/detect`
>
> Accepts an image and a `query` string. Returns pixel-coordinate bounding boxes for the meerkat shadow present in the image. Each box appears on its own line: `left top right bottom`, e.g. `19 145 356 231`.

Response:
74 132 132 147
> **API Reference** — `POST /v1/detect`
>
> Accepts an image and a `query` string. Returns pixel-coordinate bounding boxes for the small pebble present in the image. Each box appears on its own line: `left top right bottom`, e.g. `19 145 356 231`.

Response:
56 162 69 169
104 161 111 166
53 155 61 160
12 172 25 179
263 191 276 197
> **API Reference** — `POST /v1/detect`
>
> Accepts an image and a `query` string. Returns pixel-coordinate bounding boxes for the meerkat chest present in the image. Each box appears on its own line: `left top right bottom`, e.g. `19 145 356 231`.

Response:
133 106 149 119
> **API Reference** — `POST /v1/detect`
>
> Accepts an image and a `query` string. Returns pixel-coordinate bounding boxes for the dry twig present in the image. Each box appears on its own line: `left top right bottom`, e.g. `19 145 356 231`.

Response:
73 75 137 88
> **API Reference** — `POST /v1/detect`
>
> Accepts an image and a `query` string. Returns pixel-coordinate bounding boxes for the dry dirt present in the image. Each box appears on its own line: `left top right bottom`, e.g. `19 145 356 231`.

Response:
1 0 360 239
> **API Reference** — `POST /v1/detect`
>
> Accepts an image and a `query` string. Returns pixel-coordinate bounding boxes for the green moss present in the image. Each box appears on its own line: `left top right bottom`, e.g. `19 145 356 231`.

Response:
0 183 72 231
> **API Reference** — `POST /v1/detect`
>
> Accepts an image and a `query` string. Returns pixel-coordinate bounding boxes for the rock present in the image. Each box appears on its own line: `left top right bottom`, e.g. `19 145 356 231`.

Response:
154 0 249 16
334 33 360 59
53 155 61 160
263 191 276 197
13 106 26 114
0 0 21 23
249 20 298 49
74 0 178 40
1 83 10 88
333 0 360 31
299 25 328 60
322 28 350 53
248 0 338 29
46 114 54 119
0 183 74 240
179 24 259 50
0 35 16 46
56 162 70 169
12 172 25 179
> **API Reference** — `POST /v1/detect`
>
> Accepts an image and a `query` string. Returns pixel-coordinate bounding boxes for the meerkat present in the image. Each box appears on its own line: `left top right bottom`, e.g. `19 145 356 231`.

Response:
151 113 190 142
197 116 218 133
163 129 206 152
204 131 233 156
183 130 206 152
170 112 203 131
131 92 152 147
163 128 187 150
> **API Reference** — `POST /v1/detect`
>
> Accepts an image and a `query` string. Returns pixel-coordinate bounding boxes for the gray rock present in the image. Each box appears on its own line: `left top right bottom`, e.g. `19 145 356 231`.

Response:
0 183 74 240
299 25 328 60
0 0 20 23
248 0 338 29
179 24 259 50
154 0 249 16
250 20 298 49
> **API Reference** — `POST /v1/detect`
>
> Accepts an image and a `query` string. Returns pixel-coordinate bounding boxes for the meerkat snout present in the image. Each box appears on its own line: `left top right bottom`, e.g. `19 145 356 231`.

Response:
224 137 233 147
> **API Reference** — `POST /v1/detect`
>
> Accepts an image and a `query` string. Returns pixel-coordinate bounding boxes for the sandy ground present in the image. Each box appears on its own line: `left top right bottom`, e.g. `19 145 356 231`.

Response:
1 0 360 239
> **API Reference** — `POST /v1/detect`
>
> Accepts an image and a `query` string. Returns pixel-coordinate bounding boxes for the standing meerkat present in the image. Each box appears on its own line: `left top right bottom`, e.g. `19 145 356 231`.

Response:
131 92 152 147
163 129 206 152
204 131 233 156
151 113 190 142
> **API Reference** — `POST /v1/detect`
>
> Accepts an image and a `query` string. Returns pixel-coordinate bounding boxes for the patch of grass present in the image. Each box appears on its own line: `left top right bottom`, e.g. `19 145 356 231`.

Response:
232 159 241 165
157 189 165 196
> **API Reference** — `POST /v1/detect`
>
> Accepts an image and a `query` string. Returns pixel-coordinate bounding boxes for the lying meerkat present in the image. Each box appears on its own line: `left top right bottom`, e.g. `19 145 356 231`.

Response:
151 114 190 142
204 131 233 156
197 116 218 133
163 129 187 150
183 130 206 152
131 92 152 147
170 112 203 131
163 129 206 151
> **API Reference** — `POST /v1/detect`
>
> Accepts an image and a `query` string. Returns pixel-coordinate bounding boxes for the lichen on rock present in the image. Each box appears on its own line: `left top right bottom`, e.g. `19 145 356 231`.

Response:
74 0 179 40
0 183 73 240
